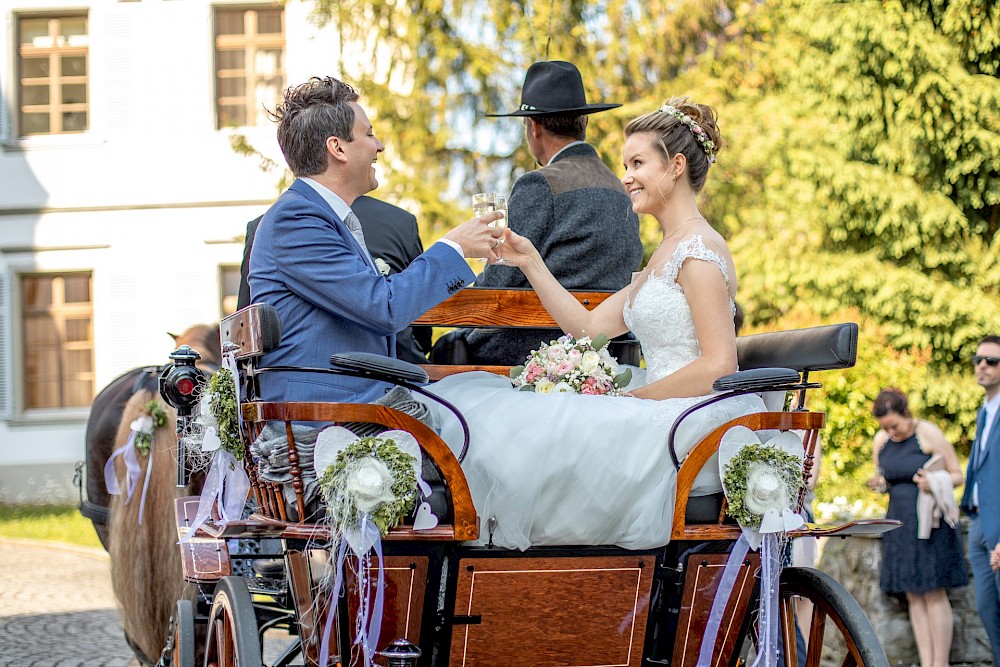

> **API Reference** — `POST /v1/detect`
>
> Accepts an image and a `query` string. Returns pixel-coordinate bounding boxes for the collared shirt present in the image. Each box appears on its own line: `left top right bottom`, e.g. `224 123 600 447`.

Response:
972 391 1000 508
979 391 1000 455
546 140 585 166
300 177 376 268
299 177 463 262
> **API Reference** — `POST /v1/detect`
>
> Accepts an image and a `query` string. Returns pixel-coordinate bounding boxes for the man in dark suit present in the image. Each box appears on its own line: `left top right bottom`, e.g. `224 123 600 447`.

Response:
961 334 1000 661
248 76 503 403
435 61 643 366
237 195 432 363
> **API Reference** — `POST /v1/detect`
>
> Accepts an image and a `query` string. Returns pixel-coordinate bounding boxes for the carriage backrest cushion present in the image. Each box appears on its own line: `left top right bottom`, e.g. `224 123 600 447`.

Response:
220 304 282 360
736 322 858 372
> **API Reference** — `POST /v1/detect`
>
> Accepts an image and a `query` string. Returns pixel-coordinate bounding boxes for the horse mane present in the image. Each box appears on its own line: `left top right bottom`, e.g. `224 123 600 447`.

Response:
108 388 192 663
102 321 219 663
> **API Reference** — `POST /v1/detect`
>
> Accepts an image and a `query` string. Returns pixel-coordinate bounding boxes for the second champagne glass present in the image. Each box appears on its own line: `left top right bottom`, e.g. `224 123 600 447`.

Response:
491 194 508 264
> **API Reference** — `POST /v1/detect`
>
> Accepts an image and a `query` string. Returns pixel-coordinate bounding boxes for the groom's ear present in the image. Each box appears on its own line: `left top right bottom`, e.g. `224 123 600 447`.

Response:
327 135 349 164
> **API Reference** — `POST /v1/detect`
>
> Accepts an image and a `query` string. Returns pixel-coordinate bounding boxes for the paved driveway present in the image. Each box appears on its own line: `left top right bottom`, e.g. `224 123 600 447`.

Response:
0 539 139 667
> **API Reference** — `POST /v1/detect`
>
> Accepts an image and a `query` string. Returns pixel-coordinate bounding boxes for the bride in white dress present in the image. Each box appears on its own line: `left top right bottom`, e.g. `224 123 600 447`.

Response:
423 98 766 550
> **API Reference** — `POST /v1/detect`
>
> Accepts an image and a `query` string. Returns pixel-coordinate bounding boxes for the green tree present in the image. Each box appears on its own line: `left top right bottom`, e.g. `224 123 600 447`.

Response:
708 0 1000 453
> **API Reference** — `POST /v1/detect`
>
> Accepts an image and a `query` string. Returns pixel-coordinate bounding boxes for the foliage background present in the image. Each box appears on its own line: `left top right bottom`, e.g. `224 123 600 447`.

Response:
311 0 999 508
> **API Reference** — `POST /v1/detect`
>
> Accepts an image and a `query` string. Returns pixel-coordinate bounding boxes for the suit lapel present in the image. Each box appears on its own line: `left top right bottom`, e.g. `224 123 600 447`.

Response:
290 180 376 271
977 406 1000 471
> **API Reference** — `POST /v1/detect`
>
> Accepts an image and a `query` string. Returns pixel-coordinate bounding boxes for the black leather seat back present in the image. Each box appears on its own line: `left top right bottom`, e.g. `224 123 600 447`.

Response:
737 322 858 373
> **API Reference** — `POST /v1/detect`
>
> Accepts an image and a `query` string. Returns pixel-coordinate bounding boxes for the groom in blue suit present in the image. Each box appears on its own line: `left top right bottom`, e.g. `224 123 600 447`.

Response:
249 76 504 403
961 334 1000 661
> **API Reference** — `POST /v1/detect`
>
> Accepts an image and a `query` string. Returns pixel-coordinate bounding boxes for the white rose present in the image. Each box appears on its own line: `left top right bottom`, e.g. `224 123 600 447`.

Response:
346 456 393 513
599 348 618 372
552 381 575 393
374 258 391 276
580 350 601 373
535 378 555 394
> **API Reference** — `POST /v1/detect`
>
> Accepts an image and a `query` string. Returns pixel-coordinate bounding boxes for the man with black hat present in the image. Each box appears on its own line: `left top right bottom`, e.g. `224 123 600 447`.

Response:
434 60 643 366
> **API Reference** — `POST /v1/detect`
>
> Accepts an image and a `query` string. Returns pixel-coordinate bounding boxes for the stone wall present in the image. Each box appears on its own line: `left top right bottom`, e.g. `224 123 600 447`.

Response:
813 519 993 666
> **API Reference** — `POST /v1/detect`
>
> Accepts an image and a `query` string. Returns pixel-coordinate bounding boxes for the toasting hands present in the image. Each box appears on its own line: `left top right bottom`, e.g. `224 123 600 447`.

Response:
443 211 506 261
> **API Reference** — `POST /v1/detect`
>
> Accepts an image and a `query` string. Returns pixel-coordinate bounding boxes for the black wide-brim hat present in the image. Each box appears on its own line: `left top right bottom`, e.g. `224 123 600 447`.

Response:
487 61 621 117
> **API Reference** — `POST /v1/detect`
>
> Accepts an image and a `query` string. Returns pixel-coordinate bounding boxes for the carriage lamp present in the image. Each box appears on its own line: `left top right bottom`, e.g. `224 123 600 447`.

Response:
376 639 421 667
159 345 207 487
159 345 206 413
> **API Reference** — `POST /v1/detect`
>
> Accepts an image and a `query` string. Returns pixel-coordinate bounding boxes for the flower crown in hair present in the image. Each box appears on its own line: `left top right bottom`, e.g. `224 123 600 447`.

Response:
658 104 717 164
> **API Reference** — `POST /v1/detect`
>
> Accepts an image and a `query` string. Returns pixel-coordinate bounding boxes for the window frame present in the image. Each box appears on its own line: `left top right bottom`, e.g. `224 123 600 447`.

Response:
213 5 286 130
19 271 95 412
15 12 90 138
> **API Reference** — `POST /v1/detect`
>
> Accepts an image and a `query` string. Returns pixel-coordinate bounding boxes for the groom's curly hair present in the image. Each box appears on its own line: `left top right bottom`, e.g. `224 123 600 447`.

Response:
269 76 360 177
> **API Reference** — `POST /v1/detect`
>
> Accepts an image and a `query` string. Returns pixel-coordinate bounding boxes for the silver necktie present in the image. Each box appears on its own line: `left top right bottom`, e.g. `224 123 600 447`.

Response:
344 210 375 267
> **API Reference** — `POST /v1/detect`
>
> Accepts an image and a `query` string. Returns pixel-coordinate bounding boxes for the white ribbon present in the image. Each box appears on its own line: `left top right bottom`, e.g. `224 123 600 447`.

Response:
104 419 156 525
319 516 385 667
178 449 251 543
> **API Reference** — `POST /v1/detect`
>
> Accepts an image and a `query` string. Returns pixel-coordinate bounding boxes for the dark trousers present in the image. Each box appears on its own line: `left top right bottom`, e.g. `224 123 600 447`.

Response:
968 516 1000 660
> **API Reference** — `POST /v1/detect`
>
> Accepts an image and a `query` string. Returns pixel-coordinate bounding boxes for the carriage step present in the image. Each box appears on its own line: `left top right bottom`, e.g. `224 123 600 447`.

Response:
175 496 232 582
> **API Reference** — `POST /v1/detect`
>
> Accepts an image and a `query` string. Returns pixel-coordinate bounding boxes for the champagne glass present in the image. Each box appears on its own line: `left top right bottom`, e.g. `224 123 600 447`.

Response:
491 194 508 264
472 193 509 264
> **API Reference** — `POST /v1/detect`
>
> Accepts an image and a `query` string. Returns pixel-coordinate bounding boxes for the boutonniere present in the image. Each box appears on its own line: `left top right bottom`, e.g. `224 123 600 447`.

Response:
374 258 391 276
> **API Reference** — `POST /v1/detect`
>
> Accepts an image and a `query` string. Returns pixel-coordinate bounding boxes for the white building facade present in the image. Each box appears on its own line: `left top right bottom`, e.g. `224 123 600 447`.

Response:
0 0 347 502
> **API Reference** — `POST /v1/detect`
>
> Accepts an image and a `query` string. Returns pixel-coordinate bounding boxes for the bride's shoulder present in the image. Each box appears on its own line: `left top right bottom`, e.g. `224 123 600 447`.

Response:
674 233 730 266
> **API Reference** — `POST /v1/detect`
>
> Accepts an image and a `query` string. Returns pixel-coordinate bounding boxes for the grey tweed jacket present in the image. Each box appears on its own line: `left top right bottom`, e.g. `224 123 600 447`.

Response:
465 142 643 365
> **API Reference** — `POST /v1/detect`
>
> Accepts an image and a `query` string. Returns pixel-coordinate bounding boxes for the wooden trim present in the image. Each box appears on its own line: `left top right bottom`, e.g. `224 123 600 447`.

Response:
241 401 479 541
672 552 759 667
672 411 826 541
413 289 614 327
424 364 511 381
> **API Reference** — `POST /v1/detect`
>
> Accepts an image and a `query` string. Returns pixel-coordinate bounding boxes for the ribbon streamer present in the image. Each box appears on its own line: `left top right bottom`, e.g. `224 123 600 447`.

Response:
178 449 251 544
752 533 782 667
696 534 751 667
104 431 142 500
318 517 386 667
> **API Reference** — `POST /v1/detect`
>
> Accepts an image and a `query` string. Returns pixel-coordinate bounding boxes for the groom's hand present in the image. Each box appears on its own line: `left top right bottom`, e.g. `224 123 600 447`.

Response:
444 211 505 259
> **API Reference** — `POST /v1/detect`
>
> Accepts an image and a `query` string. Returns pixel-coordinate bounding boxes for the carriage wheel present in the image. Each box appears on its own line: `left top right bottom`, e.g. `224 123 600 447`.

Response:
777 566 888 667
172 600 196 667
203 577 263 667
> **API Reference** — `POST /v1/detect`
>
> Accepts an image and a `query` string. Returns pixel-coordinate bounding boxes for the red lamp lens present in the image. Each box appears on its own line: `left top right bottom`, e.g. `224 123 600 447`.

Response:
177 378 195 395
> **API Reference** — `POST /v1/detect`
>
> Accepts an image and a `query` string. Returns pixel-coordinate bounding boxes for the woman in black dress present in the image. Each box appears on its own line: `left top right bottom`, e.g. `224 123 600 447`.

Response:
867 388 968 667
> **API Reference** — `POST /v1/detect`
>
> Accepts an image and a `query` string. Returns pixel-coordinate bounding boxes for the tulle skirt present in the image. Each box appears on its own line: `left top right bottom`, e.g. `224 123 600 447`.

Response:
421 371 767 550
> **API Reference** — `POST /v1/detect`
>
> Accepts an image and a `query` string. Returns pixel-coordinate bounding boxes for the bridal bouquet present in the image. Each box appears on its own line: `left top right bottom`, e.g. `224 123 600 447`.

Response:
510 333 631 396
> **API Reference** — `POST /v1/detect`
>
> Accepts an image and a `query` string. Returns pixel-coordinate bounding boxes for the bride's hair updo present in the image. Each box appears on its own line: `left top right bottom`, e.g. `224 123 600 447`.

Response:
624 97 723 192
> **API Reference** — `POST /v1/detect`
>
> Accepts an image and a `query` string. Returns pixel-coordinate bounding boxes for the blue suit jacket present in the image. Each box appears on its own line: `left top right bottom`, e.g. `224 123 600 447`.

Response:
248 179 474 403
961 406 1000 548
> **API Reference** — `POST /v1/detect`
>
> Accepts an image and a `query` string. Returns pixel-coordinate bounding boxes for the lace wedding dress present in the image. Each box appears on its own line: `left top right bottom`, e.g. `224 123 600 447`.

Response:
422 236 766 550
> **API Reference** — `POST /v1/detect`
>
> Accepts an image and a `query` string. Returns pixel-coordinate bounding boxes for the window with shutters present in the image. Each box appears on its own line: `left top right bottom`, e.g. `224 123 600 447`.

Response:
16 13 89 136
21 273 94 409
214 6 285 128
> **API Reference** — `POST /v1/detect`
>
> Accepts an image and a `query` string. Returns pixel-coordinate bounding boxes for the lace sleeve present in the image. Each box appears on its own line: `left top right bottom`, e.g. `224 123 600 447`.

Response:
665 234 730 286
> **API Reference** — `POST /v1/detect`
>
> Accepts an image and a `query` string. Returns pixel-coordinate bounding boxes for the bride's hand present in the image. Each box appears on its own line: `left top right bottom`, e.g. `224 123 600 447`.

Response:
491 229 538 268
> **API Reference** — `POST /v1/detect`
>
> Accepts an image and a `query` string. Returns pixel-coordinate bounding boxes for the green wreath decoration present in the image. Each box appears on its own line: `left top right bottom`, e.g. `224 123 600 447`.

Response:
318 435 418 536
135 400 169 456
208 367 243 459
723 443 804 529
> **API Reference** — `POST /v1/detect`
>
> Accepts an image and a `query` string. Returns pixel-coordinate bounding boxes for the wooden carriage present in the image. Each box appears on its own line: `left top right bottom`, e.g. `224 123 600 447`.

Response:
162 289 896 667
